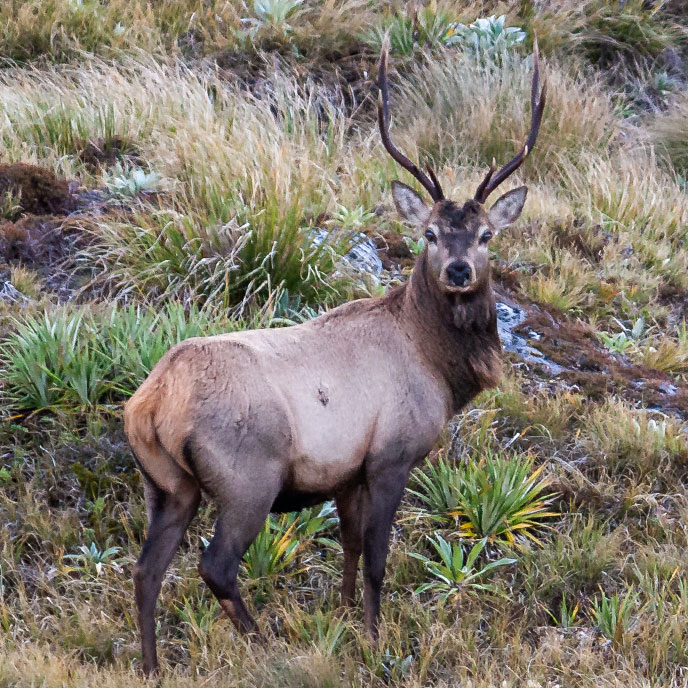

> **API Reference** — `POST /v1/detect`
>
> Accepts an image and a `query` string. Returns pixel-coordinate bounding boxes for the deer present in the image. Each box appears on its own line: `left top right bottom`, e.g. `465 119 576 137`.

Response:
124 42 546 675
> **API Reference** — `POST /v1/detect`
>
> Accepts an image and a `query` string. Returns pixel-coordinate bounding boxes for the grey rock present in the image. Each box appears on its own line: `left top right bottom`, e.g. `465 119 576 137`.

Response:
496 301 566 375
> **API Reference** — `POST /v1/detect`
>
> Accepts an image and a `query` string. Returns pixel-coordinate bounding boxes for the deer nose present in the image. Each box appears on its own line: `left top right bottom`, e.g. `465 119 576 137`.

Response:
446 261 472 287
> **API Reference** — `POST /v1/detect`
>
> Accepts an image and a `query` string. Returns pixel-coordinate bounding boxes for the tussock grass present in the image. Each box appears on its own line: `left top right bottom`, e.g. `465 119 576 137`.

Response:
582 399 688 480
1 58 359 306
549 149 688 309
521 0 685 65
520 515 625 605
523 249 594 314
649 93 688 177
0 0 376 63
638 323 688 374
400 52 620 178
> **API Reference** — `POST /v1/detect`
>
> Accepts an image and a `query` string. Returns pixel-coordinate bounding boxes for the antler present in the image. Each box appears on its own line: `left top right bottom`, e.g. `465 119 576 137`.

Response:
378 44 444 202
474 39 547 204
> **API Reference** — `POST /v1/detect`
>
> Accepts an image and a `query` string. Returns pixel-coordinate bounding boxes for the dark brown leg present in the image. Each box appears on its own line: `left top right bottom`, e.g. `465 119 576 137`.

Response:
134 476 201 675
335 486 363 607
361 473 407 640
198 493 277 636
198 516 260 634
190 441 283 638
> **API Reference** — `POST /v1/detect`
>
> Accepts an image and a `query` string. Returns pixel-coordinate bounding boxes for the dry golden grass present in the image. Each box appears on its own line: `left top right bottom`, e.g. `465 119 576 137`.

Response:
649 92 688 177
582 399 688 481
400 52 620 178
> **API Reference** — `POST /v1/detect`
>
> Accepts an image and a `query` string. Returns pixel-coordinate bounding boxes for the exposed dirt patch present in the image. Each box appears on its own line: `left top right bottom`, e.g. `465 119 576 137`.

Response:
372 231 415 270
0 215 66 267
76 136 139 172
0 215 91 301
550 219 609 263
0 163 77 216
513 305 688 418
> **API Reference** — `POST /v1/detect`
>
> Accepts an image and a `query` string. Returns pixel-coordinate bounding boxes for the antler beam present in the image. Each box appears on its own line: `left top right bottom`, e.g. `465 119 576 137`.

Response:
474 39 547 204
378 45 444 203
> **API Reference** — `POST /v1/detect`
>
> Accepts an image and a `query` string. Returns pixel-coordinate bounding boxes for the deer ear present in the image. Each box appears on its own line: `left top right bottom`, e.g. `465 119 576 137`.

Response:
391 181 431 228
488 186 528 232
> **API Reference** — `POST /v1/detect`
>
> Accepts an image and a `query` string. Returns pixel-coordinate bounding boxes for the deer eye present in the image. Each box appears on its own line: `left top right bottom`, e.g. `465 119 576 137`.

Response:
424 229 437 244
479 230 493 244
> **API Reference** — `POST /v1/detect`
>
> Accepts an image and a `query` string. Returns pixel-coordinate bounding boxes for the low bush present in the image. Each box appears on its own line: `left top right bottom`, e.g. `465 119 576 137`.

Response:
411 450 557 547
0 303 243 411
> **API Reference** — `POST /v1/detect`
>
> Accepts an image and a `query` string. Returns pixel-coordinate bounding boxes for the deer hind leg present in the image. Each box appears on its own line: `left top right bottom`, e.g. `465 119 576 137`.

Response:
134 474 201 675
198 514 265 633
195 449 283 636
335 485 363 607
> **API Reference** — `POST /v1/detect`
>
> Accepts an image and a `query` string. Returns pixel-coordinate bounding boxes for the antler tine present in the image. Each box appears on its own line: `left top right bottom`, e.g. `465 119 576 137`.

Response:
377 44 444 202
425 163 445 201
474 158 496 203
474 37 547 204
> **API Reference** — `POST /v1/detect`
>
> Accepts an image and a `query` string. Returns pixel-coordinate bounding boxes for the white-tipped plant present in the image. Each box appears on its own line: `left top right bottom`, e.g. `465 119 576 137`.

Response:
446 15 526 60
104 162 165 197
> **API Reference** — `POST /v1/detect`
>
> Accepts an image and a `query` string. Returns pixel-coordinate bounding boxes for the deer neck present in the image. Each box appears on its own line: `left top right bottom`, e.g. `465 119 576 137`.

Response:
399 252 502 412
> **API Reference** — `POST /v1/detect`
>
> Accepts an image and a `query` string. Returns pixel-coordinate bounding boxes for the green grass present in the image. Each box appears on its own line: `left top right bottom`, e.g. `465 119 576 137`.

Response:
0 304 246 410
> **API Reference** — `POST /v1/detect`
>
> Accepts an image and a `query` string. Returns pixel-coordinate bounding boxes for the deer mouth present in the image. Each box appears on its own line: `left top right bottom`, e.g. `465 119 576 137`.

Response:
440 281 477 294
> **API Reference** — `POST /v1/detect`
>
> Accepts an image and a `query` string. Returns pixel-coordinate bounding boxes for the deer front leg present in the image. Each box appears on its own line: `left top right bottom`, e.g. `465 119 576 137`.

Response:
335 485 363 607
361 472 407 640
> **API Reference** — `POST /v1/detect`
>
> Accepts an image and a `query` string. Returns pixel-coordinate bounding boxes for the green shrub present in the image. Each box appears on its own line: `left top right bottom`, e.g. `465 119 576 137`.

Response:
241 503 338 581
0 309 106 409
242 516 303 580
452 451 557 547
252 0 304 29
409 453 463 519
592 588 639 646
446 14 526 61
411 451 557 547
364 4 458 57
0 304 242 411
103 163 165 197
410 535 515 600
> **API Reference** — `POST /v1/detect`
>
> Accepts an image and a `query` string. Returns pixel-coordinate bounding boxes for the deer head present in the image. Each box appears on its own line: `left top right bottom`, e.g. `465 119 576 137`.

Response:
378 41 546 295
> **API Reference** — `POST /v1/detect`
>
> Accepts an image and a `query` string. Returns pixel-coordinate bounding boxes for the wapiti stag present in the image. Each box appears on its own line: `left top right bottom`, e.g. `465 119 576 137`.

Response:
125 43 546 674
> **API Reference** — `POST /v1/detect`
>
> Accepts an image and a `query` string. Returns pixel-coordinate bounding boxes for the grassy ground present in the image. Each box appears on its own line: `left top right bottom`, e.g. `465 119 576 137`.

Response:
2 1 688 686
